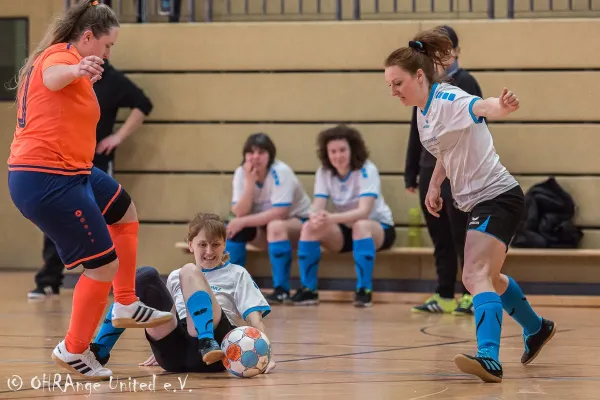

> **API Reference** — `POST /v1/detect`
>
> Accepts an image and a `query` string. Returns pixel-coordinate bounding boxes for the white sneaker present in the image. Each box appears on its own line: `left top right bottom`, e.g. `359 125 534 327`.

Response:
51 340 112 380
111 300 174 329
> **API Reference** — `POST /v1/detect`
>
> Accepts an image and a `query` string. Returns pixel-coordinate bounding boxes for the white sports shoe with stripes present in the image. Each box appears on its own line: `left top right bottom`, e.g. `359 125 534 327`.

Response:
51 340 112 380
111 300 174 329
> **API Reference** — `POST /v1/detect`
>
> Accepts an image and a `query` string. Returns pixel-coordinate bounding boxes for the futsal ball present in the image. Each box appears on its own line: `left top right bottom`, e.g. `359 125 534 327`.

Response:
221 326 271 378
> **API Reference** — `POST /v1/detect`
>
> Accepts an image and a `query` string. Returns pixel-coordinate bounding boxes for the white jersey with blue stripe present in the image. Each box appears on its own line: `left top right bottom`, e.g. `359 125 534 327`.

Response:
232 159 311 219
416 82 518 212
313 160 394 226
167 262 271 327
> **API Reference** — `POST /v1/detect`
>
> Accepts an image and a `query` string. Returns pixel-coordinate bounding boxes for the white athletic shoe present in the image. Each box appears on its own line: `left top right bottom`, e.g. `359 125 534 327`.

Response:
51 340 112 380
111 300 174 329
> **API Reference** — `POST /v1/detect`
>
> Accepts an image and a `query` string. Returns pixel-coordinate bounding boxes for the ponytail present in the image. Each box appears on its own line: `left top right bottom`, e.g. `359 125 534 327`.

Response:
384 27 454 86
9 0 118 98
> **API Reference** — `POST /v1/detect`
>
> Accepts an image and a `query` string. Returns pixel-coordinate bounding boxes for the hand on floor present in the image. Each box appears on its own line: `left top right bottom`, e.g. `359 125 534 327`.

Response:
264 359 276 374
139 353 158 366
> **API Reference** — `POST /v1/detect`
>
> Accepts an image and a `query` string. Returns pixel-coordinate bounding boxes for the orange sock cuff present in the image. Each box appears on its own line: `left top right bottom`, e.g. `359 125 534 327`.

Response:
65 274 112 354
108 220 139 236
109 221 140 306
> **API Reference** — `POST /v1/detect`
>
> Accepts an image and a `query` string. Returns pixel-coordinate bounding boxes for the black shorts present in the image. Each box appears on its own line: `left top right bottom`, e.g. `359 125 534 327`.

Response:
338 223 397 253
146 309 235 373
466 185 525 250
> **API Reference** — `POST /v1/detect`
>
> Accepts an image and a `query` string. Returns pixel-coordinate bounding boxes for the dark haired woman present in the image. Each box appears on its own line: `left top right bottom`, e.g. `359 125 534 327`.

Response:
383 27 555 383
292 125 396 308
225 133 311 304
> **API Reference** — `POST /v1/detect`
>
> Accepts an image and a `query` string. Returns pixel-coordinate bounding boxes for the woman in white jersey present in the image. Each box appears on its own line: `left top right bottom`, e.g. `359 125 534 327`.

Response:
90 212 275 374
292 125 396 308
383 27 556 383
225 133 311 305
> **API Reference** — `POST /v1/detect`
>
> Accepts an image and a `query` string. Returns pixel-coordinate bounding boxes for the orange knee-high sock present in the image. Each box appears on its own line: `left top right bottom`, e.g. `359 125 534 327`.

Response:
108 221 140 305
65 274 112 354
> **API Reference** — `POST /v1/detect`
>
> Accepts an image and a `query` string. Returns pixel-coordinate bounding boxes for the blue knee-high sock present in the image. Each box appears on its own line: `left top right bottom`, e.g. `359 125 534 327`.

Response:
225 240 247 267
353 238 376 291
298 240 321 291
473 292 503 361
500 276 542 336
268 240 292 292
186 291 214 340
93 303 125 359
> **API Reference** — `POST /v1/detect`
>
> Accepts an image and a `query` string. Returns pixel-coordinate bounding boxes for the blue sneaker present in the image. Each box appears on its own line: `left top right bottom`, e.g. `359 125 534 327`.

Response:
454 353 503 383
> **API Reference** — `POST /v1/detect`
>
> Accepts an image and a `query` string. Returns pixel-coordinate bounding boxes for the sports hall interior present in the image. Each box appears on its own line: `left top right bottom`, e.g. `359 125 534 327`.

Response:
2 0 600 398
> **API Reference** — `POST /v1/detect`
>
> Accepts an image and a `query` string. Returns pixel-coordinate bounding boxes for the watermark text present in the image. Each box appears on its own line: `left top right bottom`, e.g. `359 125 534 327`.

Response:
6 373 191 396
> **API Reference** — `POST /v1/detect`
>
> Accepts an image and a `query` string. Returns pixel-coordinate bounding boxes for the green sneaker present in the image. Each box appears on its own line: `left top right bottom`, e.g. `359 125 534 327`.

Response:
453 294 474 316
411 294 457 314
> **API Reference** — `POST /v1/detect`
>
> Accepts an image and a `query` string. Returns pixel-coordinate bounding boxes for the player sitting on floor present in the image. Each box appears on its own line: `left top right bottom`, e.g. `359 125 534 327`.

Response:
90 212 275 373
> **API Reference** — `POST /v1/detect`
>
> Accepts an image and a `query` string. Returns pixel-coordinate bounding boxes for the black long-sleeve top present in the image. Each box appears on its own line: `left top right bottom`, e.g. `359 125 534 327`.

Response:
93 61 153 160
404 68 483 188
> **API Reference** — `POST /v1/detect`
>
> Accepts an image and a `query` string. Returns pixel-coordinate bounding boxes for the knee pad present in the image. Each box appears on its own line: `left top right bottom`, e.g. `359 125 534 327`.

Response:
104 188 132 225
135 266 173 312
229 227 257 243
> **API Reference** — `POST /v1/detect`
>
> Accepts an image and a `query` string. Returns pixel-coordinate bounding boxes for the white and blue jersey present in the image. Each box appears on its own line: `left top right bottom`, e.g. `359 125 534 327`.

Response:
167 262 271 327
313 160 394 227
416 82 518 212
232 160 311 219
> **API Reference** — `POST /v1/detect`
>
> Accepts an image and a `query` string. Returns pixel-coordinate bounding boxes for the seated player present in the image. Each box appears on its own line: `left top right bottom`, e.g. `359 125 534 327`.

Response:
293 125 397 308
225 133 311 304
91 212 275 373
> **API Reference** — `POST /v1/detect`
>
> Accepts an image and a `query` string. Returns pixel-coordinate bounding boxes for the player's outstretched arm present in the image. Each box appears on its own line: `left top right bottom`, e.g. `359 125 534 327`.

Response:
246 312 276 374
246 311 267 334
471 88 520 119
43 56 105 91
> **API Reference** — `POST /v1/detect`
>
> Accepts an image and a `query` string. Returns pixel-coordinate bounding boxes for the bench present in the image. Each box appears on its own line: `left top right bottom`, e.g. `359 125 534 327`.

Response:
174 241 600 257
173 241 600 307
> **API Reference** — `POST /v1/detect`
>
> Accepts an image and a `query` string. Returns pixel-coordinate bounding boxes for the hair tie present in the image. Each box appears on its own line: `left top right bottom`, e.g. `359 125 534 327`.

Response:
409 40 426 54
90 0 99 6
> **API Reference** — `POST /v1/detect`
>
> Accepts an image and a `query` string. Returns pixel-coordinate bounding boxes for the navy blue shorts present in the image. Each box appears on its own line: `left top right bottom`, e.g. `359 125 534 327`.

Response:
8 167 127 270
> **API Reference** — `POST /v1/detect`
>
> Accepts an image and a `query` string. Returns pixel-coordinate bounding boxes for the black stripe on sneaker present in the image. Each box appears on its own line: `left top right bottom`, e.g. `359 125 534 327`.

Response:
132 305 143 320
133 305 154 322
68 360 85 367
68 359 92 373
140 309 154 322
135 307 147 321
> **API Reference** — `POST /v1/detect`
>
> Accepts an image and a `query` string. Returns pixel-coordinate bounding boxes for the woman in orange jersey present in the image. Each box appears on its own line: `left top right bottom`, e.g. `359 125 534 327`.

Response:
7 0 173 380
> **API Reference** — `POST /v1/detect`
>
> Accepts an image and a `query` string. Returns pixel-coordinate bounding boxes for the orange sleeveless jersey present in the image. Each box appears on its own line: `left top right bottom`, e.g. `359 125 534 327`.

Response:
8 43 100 175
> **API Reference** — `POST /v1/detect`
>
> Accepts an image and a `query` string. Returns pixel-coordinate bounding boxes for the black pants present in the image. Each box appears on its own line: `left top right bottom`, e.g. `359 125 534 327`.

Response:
34 157 113 290
418 166 469 298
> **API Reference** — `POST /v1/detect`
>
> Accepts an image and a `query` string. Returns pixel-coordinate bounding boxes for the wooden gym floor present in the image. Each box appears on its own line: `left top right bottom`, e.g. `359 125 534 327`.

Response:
0 272 599 399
